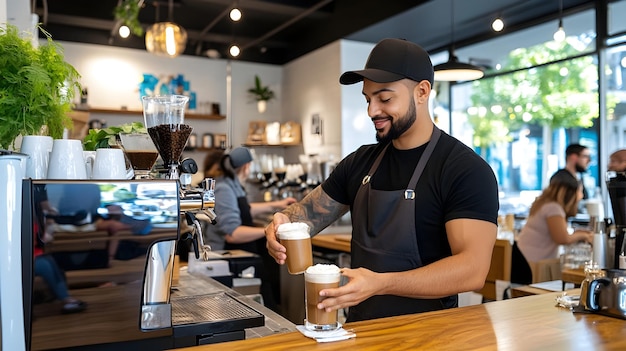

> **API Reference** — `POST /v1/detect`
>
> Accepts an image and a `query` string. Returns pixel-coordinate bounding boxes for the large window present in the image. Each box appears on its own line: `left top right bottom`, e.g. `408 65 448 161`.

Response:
435 8 600 215
604 0 626 158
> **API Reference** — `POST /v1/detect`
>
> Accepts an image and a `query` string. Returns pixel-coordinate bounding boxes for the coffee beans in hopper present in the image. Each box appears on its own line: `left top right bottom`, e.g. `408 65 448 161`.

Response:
148 124 193 165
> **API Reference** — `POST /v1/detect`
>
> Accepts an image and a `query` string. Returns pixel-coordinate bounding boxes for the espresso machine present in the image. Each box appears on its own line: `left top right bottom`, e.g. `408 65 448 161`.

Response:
13 95 263 350
607 171 626 269
578 171 626 319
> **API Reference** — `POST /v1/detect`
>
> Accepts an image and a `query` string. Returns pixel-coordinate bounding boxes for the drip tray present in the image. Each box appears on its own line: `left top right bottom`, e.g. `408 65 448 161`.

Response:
171 292 264 338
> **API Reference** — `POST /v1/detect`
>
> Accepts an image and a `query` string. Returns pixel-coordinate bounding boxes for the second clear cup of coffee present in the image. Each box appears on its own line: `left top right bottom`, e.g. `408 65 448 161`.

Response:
305 264 341 331
277 222 313 275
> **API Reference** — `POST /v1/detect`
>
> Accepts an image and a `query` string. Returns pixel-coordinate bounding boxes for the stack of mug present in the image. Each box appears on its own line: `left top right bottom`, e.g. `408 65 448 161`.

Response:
277 222 342 332
20 136 130 180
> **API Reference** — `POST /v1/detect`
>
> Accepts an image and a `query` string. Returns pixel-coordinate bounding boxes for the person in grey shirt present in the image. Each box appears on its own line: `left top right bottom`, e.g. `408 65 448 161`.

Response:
204 147 295 312
204 147 295 251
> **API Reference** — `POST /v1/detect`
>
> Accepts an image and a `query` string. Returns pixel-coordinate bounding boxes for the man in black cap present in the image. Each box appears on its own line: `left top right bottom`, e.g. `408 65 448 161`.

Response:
265 38 499 322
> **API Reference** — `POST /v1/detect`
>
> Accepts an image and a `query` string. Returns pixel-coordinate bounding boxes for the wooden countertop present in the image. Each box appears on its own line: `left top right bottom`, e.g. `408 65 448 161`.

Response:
311 233 351 253
173 289 626 350
31 265 296 350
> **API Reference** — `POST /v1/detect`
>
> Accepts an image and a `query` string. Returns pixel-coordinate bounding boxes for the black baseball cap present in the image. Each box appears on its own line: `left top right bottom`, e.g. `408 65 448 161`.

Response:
228 147 253 168
339 38 434 86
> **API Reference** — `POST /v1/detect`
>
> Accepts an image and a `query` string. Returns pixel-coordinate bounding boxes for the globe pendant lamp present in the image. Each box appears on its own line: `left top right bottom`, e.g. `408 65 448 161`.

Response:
145 0 187 58
146 22 187 57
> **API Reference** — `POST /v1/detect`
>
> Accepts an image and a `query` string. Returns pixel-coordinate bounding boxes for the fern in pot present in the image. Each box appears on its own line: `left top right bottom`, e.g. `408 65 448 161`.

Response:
0 23 81 150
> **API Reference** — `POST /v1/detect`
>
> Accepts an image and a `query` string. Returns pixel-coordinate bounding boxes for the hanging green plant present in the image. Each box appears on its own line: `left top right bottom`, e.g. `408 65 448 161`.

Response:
113 0 144 37
247 75 275 102
0 23 81 150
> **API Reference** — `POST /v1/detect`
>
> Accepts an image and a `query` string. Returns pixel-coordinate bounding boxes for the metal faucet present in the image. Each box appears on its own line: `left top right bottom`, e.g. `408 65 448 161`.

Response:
179 175 217 261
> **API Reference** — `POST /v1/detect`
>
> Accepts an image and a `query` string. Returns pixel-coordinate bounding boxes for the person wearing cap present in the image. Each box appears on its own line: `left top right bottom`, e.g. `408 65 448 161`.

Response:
265 38 498 322
204 146 296 311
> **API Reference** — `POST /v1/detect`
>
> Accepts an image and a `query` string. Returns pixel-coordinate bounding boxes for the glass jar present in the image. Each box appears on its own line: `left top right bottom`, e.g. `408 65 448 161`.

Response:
580 261 605 310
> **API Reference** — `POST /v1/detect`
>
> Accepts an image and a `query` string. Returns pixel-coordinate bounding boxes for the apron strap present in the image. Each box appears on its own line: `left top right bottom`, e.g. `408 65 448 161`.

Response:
406 126 441 194
360 126 441 197
362 143 390 185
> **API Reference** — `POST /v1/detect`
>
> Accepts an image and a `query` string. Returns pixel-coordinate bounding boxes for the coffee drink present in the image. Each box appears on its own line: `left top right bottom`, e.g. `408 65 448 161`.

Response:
305 264 341 331
277 222 313 275
125 150 159 170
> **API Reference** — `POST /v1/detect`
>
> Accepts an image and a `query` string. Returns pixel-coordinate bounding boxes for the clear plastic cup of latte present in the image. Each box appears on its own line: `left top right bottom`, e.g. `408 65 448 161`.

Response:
277 222 313 275
304 263 341 331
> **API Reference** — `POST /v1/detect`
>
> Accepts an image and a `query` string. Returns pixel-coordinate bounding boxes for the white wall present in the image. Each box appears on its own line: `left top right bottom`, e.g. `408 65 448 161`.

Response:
277 39 378 166
58 41 228 119
56 41 285 145
283 41 343 164
340 40 377 158
54 41 286 180
34 36 375 174
230 61 283 149
0 0 6 24
5 0 30 32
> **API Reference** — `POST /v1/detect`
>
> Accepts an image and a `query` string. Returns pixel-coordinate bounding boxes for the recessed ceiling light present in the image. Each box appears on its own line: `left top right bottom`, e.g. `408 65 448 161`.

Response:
491 18 504 32
229 45 240 57
230 8 242 21
119 25 130 38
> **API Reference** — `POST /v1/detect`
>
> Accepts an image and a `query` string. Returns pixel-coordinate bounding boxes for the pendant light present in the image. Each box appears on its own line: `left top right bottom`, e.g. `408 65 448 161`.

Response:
434 0 484 82
145 0 187 58
553 0 565 42
229 1 242 22
491 15 504 32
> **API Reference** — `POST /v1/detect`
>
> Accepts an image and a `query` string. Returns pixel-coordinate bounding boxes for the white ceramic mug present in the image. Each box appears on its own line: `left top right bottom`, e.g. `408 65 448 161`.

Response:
91 148 127 179
47 139 88 179
20 135 53 179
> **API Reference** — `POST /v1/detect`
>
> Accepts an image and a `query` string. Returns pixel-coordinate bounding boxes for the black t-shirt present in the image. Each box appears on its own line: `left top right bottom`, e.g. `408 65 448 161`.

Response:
322 130 499 265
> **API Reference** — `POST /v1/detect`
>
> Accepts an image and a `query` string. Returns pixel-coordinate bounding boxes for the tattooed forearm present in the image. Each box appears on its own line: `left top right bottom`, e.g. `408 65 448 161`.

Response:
281 186 349 235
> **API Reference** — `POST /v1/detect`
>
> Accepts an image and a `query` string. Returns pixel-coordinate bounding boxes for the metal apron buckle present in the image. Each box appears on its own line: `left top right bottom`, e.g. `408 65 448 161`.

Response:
404 189 415 200
362 175 371 185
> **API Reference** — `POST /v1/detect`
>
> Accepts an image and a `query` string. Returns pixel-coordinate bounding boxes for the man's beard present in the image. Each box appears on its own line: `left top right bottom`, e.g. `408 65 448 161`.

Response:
575 163 587 173
375 98 416 144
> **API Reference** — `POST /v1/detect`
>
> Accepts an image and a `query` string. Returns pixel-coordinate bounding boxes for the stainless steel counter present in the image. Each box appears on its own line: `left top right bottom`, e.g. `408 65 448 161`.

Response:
172 267 297 339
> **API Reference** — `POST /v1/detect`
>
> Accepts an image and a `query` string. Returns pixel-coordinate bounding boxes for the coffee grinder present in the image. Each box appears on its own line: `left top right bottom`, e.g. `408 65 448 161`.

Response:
140 95 215 331
606 171 626 268
143 95 193 180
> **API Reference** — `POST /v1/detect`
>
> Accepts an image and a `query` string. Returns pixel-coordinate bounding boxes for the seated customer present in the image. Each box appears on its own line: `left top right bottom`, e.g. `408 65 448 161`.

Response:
33 185 86 314
50 184 134 263
512 173 593 284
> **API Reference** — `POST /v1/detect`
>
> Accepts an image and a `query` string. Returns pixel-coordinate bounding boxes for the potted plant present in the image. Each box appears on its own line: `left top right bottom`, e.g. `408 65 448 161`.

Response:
0 23 82 150
247 75 275 113
82 122 147 151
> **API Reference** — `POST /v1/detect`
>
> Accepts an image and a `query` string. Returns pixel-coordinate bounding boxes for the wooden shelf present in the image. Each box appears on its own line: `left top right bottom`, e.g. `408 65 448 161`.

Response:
76 107 226 120
184 147 225 152
243 143 302 147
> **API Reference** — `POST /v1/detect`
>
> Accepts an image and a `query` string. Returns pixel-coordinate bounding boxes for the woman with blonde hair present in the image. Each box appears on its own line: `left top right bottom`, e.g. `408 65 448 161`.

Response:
512 172 593 284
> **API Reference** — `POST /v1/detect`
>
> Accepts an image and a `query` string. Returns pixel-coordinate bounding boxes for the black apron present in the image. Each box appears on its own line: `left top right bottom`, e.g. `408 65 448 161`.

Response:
224 194 258 254
348 126 453 322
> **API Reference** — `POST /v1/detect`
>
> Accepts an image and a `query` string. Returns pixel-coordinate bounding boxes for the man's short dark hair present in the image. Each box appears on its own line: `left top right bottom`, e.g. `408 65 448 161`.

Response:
565 144 588 157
